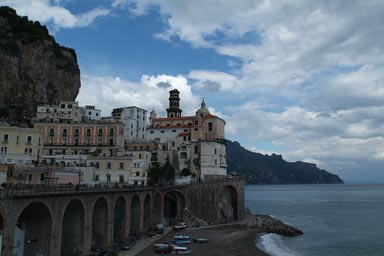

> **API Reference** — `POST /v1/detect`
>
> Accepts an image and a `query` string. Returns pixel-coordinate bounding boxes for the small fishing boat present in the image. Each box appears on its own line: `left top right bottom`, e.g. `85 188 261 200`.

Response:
193 237 209 243
176 250 194 255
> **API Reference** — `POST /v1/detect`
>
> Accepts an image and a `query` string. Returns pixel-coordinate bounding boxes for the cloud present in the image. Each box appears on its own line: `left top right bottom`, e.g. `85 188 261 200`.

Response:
2 0 110 30
188 70 237 92
76 74 200 118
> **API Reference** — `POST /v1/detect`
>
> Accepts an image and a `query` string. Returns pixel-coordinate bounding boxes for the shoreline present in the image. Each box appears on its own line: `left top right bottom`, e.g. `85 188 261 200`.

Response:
130 211 302 256
134 224 270 256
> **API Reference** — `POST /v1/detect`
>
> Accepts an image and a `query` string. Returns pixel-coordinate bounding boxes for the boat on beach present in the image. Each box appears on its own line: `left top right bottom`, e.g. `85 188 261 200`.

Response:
176 250 194 255
193 237 208 243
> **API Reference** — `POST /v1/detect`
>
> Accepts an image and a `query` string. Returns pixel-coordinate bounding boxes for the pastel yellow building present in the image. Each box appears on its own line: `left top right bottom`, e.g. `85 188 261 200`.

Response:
0 124 43 165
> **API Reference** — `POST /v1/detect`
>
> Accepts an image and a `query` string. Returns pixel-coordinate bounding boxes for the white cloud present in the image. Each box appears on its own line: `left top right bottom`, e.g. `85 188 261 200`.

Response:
188 70 238 92
76 74 200 118
2 0 110 29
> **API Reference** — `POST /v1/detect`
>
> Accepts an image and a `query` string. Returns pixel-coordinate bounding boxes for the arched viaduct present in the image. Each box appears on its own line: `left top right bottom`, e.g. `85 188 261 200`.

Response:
0 178 244 256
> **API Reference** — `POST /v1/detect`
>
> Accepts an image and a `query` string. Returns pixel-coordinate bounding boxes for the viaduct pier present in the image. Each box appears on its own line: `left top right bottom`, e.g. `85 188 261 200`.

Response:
0 177 244 256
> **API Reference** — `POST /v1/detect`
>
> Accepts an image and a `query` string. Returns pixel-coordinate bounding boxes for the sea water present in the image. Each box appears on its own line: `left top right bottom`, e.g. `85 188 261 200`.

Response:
245 184 384 256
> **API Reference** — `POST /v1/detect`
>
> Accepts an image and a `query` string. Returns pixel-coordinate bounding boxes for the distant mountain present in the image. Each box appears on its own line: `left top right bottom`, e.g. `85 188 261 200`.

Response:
226 140 343 184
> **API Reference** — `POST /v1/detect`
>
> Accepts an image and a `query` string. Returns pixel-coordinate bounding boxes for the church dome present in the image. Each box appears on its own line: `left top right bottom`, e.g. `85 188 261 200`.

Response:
196 99 210 115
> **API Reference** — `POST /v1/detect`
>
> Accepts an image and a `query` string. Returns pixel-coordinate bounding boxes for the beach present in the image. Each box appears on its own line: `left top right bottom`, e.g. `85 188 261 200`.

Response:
135 225 269 256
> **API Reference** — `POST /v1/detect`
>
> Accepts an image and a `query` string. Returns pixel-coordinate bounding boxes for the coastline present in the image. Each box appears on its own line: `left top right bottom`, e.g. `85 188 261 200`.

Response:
135 224 270 256
131 210 302 256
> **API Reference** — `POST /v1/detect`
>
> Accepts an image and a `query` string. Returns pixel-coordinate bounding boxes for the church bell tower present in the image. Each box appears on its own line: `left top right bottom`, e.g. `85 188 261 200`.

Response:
167 89 182 118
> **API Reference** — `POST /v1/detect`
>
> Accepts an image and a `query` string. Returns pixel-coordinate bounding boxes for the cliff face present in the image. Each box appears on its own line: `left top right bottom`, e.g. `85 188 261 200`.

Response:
0 7 80 125
227 140 344 184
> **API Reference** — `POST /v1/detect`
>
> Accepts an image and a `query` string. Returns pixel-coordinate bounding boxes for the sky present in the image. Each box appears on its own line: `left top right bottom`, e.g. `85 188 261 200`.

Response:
2 0 384 183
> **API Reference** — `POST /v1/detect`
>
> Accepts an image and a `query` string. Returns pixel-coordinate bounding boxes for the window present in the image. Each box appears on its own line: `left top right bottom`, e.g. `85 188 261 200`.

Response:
49 128 55 136
194 145 198 154
25 148 32 155
120 162 124 169
109 128 114 136
68 104 72 109
96 113 99 116
119 175 124 183
136 172 140 177
172 130 176 132
109 138 114 146
183 136 186 141
194 120 199 125
107 162 112 169
62 128 68 137
215 159 217 165
86 129 91 136
98 138 102 145
74 129 79 137
98 128 103 136
75 139 79 146
0 147 7 155
161 130 165 133
88 111 91 115
3 134 8 143
26 136 32 144
139 153 142 159
61 104 65 108
208 122 213 131
62 138 67 145
214 148 217 154
95 162 100 168
150 131 154 134
184 129 188 132
140 146 143 150
16 135 19 144
180 152 187 159
86 139 90 145
172 141 176 147
49 138 53 145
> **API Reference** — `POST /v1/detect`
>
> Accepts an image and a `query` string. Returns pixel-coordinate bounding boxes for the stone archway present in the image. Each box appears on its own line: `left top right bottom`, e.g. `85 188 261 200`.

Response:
130 194 141 236
13 201 52 256
218 185 239 223
113 196 126 243
61 199 85 256
154 192 163 225
92 197 108 249
143 193 152 231
163 190 185 226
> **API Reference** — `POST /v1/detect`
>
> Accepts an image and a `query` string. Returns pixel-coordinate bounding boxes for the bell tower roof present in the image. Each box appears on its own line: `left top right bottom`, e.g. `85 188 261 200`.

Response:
166 89 182 118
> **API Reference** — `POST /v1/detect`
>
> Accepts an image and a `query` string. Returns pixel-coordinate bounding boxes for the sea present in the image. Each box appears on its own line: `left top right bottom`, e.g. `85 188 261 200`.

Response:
245 184 384 256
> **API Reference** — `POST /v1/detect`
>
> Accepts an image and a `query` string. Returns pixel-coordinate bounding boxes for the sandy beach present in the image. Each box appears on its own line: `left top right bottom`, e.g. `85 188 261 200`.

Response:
135 225 269 256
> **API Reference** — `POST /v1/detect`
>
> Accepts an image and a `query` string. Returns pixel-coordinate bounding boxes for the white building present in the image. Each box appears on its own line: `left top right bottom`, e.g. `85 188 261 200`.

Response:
147 89 227 180
112 106 148 144
36 101 81 123
80 105 102 121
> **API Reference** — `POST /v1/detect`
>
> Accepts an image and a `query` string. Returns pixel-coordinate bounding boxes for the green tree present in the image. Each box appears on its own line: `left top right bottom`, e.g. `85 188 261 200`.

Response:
147 156 176 185
162 156 175 182
147 161 162 186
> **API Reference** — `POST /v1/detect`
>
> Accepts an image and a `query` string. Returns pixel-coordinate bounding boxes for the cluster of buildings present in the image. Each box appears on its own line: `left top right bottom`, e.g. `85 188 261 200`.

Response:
0 89 227 186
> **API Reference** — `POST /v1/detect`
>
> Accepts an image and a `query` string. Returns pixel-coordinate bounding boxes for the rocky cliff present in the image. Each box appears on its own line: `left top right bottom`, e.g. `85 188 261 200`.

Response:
0 6 80 126
227 140 344 184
